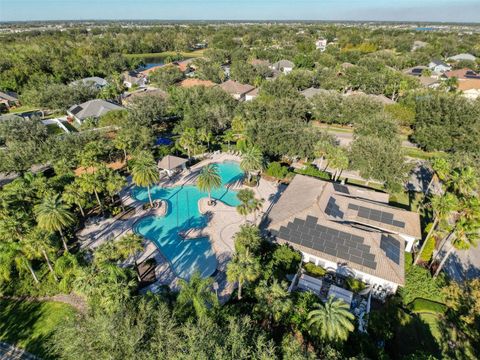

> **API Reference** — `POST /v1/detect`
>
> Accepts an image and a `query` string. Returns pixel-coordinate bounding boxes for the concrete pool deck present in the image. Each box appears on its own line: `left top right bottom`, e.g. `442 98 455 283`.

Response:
77 153 279 301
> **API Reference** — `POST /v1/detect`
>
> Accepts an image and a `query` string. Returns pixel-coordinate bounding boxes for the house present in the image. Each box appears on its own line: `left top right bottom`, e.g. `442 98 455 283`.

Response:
122 71 147 89
300 87 332 99
457 79 480 100
122 88 167 106
404 66 429 77
444 68 480 80
173 59 195 74
418 76 441 89
411 40 428 51
139 65 164 77
179 78 215 88
428 60 451 74
250 59 270 67
245 88 259 101
315 38 328 52
447 53 477 62
67 99 123 124
270 60 295 74
218 80 255 101
264 175 422 296
70 77 108 89
0 91 20 111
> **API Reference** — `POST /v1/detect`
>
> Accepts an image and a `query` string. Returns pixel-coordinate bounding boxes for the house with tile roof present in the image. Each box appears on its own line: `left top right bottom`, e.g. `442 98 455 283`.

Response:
218 80 255 101
70 77 108 89
263 175 422 295
270 60 295 74
0 91 20 111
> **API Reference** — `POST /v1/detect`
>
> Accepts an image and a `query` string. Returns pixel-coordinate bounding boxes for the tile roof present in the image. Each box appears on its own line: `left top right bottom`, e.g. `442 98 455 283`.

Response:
271 59 295 70
157 155 188 170
179 78 215 88
0 91 18 102
71 77 108 87
218 80 255 96
458 79 480 91
444 68 477 79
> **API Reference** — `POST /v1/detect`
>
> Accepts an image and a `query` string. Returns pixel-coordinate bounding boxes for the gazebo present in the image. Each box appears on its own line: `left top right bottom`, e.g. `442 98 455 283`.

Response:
157 155 188 177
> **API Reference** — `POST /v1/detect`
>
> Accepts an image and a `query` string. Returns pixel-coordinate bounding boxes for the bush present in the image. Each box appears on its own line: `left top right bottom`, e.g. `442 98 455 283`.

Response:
265 162 290 179
304 262 326 277
346 277 366 293
294 164 331 180
408 298 447 314
419 235 435 263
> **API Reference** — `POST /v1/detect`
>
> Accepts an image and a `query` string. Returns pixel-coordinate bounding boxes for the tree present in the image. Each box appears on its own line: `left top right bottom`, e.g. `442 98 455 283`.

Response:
149 65 184 89
198 127 213 150
240 145 264 183
226 250 261 300
327 147 349 181
62 182 87 217
307 297 355 342
233 224 262 255
131 151 159 207
254 279 293 327
196 164 222 205
176 271 218 319
23 228 59 281
34 194 74 252
105 171 127 205
177 128 201 159
236 188 255 223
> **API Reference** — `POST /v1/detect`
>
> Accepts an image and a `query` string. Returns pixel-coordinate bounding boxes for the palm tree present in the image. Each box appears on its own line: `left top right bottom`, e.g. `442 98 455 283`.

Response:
131 151 159 208
226 250 261 300
415 193 459 265
328 147 349 181
35 194 74 252
178 128 199 159
177 271 218 319
240 145 263 183
198 127 213 150
24 228 58 281
62 182 87 217
55 253 81 292
449 167 477 198
196 164 221 205
233 224 262 255
254 279 293 326
307 297 355 342
106 172 127 205
425 157 451 195
0 239 40 284
77 169 105 212
250 197 264 225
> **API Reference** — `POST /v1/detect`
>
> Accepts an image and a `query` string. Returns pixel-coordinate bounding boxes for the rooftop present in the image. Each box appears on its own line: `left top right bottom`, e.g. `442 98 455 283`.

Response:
68 99 123 120
157 155 188 171
179 78 215 88
218 80 255 96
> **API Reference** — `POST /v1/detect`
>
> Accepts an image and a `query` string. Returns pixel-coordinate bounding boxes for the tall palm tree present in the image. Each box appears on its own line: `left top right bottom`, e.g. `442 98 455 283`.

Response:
77 167 106 212
178 128 200 159
254 279 293 326
328 147 349 181
106 171 127 205
236 188 254 223
198 127 213 150
196 164 221 205
308 297 355 342
240 145 264 183
250 197 264 225
226 250 261 300
131 151 159 208
35 194 74 252
55 253 81 292
415 193 459 265
0 239 40 284
62 182 87 217
177 271 218 319
233 224 262 255
449 167 477 198
24 228 58 281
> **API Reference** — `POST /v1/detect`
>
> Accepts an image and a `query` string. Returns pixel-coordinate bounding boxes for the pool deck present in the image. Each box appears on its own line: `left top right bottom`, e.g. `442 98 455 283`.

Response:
77 153 279 302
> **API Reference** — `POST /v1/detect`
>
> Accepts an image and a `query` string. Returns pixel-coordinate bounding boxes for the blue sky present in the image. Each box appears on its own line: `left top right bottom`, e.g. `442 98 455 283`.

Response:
1 0 479 22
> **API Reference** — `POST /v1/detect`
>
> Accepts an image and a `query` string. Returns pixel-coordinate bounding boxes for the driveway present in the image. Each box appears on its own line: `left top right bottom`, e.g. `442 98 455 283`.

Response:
444 245 480 282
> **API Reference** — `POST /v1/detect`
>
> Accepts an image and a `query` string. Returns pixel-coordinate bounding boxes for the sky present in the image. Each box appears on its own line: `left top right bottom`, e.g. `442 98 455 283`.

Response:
1 0 479 23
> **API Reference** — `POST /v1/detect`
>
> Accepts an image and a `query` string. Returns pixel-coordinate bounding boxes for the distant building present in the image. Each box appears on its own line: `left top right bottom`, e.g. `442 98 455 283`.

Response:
444 69 480 100
179 78 215 88
0 91 20 111
447 53 477 62
67 99 123 124
270 60 295 75
411 40 428 51
315 38 328 52
404 66 429 77
218 80 255 101
300 87 332 99
70 76 108 89
428 60 451 74
122 88 167 107
245 88 259 101
122 71 147 89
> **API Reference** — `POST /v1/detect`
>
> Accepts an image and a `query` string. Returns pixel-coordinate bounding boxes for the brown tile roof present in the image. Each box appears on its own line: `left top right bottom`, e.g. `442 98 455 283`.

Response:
458 79 480 91
179 78 215 88
218 80 255 96
139 65 164 76
444 68 475 79
157 155 188 170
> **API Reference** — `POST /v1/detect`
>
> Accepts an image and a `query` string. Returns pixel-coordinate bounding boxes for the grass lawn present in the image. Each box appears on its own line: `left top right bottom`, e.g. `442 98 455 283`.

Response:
404 147 446 160
125 49 205 60
0 299 76 359
45 123 65 135
8 106 39 114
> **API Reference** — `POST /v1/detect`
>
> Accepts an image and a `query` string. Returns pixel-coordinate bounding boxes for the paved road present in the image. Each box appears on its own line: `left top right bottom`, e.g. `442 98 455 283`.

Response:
444 245 480 282
326 130 417 148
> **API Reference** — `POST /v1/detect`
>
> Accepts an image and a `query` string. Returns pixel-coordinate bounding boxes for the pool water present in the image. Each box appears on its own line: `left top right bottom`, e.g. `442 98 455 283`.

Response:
132 161 243 279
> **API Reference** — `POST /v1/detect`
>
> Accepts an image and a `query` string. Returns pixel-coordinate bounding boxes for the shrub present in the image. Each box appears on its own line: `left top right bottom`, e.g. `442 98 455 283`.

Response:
419 236 435 263
346 277 366 293
265 162 290 179
304 262 326 277
408 298 447 314
294 164 330 180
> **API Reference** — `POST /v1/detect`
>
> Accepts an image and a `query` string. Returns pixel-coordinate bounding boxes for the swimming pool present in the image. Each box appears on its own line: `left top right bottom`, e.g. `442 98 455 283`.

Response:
132 161 243 279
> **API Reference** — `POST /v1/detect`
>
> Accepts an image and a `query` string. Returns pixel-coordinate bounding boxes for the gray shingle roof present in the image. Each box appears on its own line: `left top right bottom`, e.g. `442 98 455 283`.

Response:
68 99 123 121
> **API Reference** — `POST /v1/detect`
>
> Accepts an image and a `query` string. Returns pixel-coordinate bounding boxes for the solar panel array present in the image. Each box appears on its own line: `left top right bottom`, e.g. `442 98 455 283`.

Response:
272 215 377 269
325 197 344 219
333 183 350 195
380 235 401 264
348 204 405 228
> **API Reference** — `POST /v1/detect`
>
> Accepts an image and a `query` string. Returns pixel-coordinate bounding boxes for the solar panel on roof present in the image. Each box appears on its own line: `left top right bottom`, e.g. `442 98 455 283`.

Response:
333 183 350 194
353 205 406 228
380 235 401 264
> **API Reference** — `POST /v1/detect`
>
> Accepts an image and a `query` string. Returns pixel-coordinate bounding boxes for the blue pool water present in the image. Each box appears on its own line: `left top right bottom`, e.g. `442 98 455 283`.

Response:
132 161 243 279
